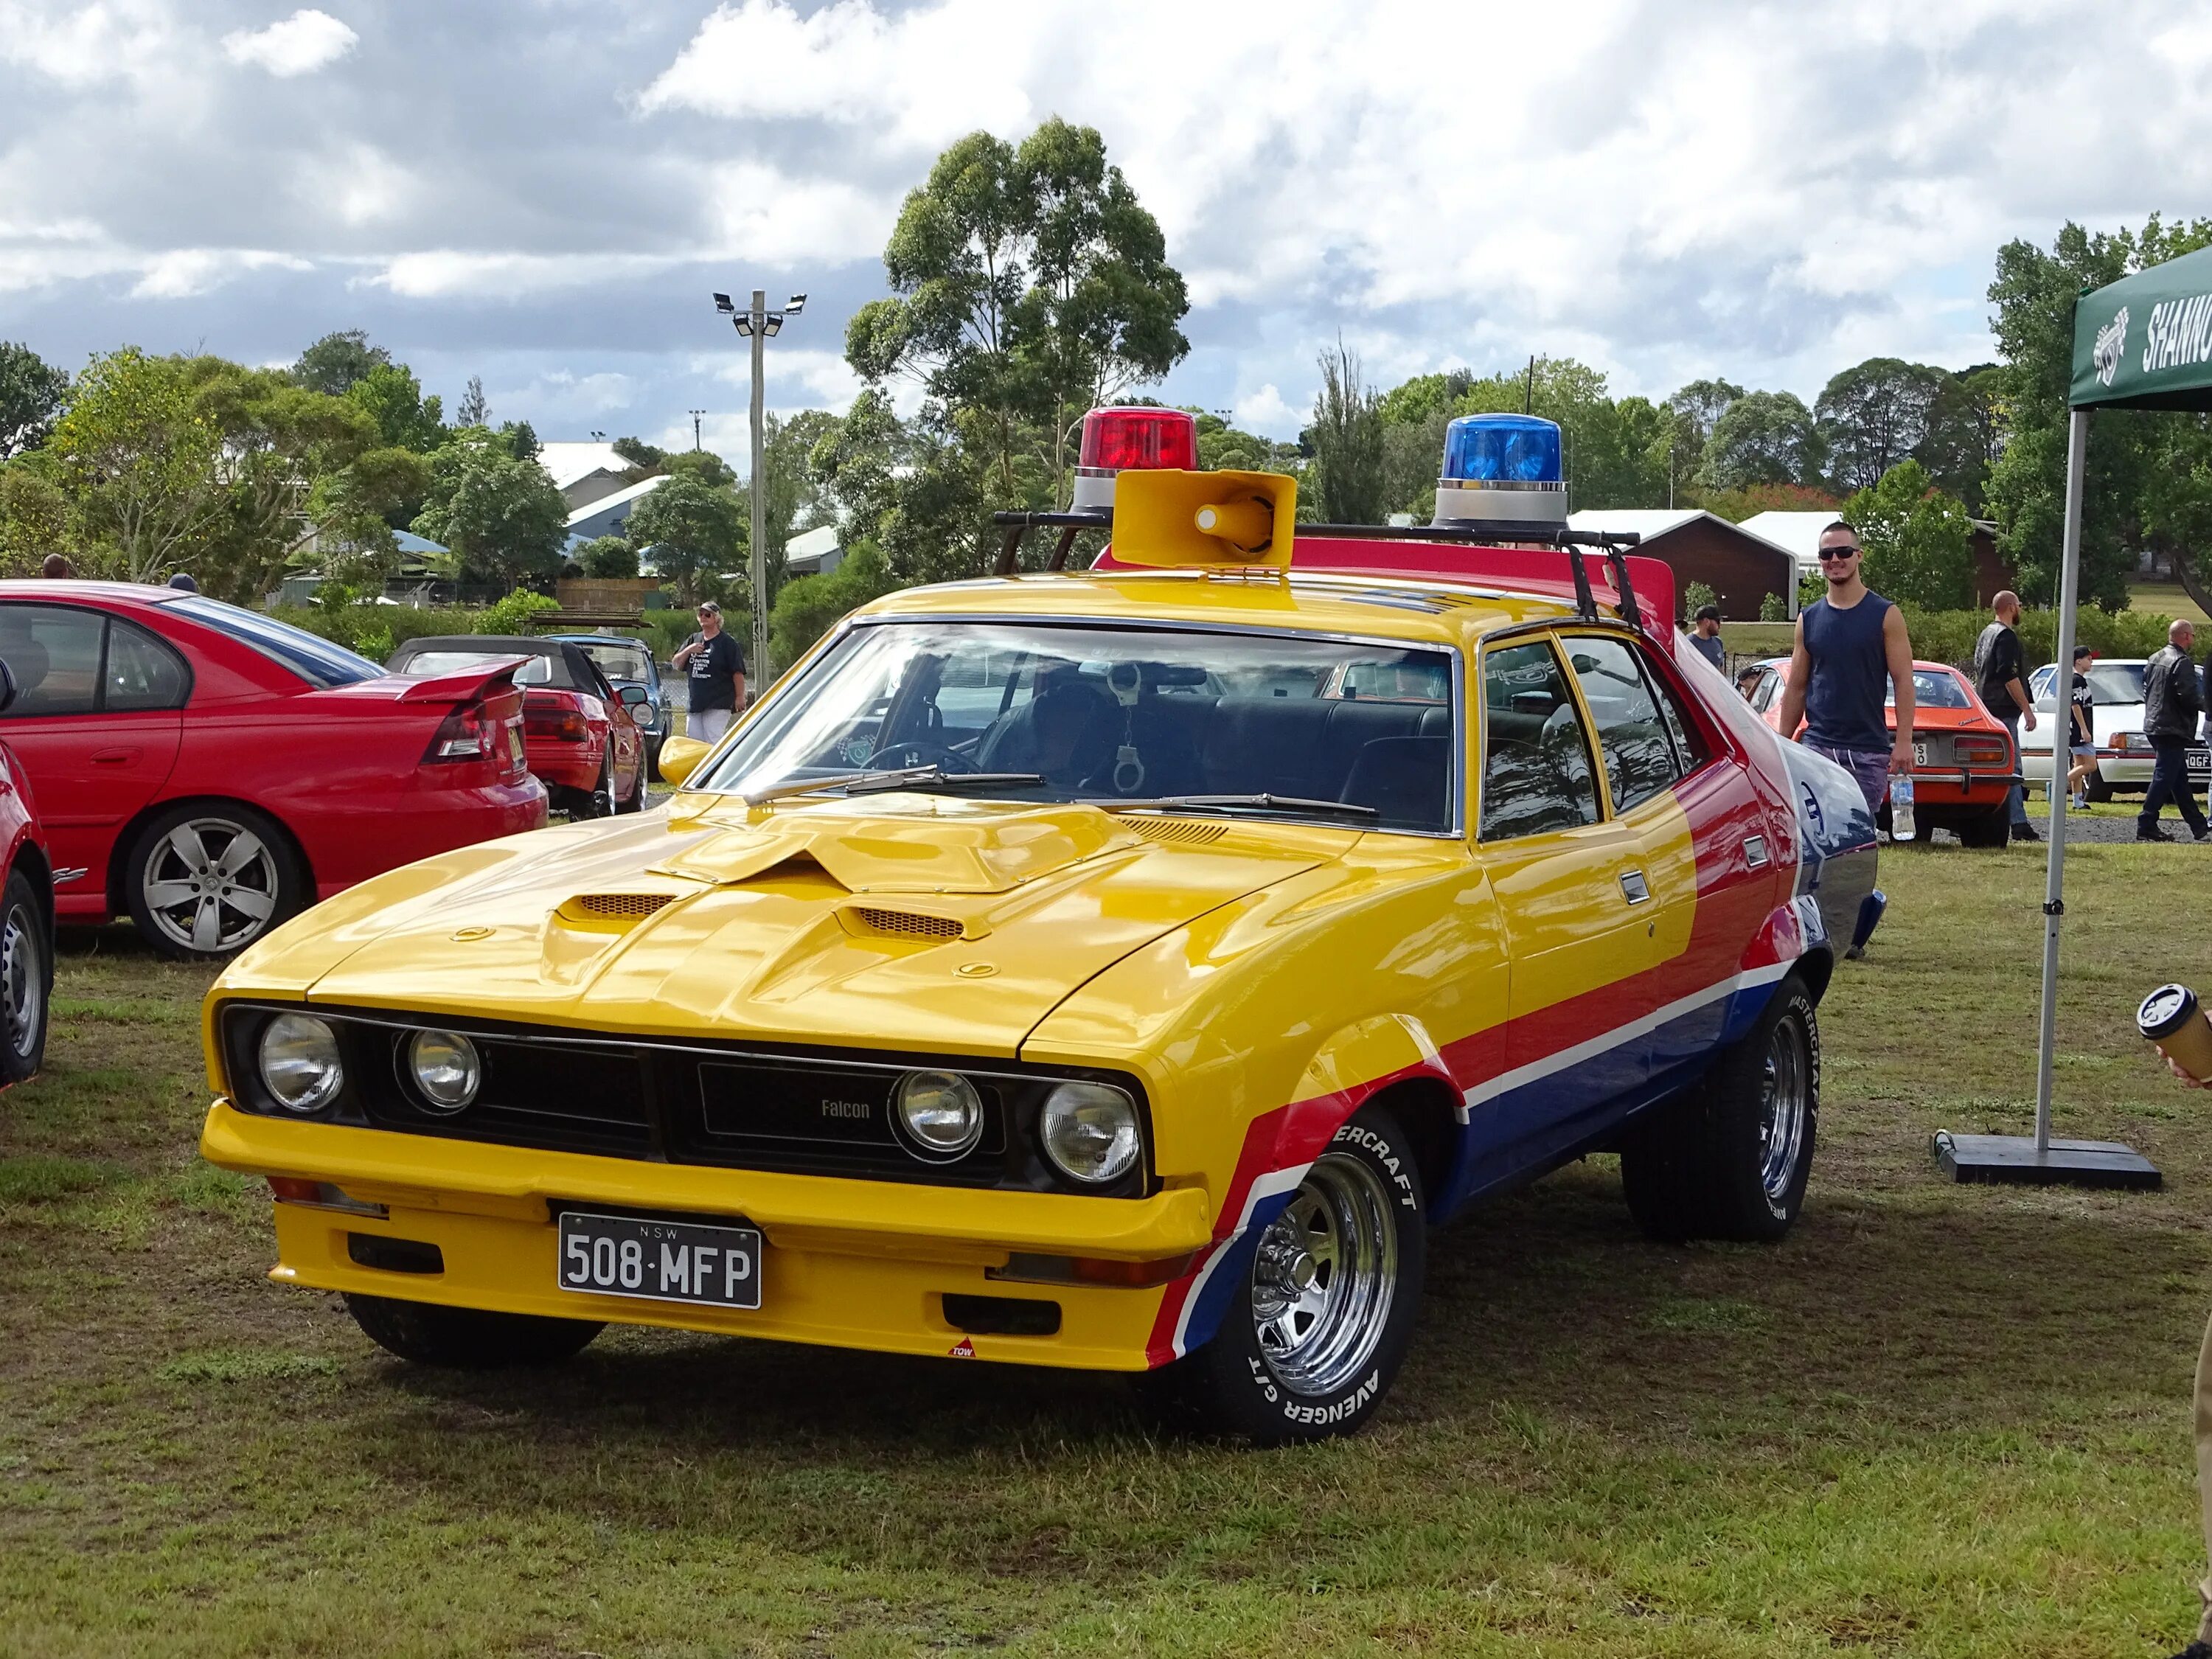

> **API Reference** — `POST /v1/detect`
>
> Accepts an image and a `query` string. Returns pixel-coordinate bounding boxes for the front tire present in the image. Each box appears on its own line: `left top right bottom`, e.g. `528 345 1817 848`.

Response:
1144 1105 1426 1444
344 1293 603 1368
1621 974 1819 1243
125 802 304 961
0 868 50 1083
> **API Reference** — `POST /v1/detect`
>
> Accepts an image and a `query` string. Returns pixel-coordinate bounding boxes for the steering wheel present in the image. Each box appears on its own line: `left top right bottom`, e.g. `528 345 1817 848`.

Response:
869 740 978 773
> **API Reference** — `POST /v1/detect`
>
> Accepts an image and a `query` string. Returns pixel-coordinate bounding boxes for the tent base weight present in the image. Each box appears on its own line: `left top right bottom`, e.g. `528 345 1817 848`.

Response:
1931 1131 2161 1191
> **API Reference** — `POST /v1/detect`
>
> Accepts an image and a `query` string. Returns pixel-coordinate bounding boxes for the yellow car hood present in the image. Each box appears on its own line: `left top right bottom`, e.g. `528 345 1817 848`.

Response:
294 795 1338 1056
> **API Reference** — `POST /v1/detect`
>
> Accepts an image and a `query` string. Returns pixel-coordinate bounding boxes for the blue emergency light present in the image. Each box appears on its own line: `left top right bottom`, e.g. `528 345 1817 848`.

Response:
1432 412 1568 532
1441 414 1562 484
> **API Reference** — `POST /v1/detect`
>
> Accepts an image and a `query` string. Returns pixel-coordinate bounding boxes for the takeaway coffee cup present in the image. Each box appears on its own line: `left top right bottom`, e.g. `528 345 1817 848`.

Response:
2139 984 2212 1082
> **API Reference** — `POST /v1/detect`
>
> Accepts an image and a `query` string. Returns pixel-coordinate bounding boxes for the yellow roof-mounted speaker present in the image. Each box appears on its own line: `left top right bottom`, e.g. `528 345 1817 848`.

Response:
1110 470 1296 571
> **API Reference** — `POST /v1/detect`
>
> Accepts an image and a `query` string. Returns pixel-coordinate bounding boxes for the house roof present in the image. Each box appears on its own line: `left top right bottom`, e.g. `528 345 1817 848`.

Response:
563 474 667 530
1568 509 1797 563
536 442 637 493
1738 511 1849 568
785 524 840 566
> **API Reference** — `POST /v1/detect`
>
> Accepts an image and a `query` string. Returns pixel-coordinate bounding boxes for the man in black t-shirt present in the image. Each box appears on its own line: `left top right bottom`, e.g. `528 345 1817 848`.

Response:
671 600 746 743
1972 591 2038 842
2065 644 2098 809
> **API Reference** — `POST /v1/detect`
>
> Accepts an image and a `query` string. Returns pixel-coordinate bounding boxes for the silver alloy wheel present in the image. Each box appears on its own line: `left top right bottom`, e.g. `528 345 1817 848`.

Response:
1249 1150 1399 1397
1757 1015 1809 1204
2 897 41 1060
141 818 280 953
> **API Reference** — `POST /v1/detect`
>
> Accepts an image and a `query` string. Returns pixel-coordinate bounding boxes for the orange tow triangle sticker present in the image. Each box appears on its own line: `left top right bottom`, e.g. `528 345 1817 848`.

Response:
947 1338 975 1358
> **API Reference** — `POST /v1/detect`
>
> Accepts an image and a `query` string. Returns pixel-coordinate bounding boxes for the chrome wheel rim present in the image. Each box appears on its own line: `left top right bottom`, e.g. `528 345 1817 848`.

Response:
1758 1016 1809 1203
142 819 279 953
1250 1150 1398 1397
2 900 40 1060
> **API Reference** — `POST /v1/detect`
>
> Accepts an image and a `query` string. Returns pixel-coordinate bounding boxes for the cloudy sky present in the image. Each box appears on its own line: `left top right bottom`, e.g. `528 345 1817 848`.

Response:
5 0 2211 472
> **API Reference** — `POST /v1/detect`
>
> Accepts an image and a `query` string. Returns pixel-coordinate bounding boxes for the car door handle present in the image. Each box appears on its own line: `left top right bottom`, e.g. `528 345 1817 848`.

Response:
1618 869 1650 905
91 747 140 765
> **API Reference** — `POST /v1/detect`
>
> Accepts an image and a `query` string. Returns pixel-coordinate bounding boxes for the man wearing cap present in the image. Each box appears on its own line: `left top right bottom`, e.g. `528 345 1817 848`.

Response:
2139 619 2208 843
1973 591 2039 844
1775 520 1916 821
1686 604 1726 673
671 600 745 745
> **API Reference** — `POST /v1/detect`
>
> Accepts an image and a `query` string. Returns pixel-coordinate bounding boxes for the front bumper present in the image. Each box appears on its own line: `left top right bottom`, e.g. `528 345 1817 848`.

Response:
201 1102 1212 1371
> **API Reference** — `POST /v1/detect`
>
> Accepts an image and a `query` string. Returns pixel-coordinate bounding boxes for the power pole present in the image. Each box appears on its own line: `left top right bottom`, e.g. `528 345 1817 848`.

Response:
688 409 705 451
712 288 804 695
747 290 768 692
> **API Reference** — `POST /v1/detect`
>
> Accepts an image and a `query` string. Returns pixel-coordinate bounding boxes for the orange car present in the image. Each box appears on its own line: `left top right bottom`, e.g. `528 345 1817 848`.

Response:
1739 658 2020 846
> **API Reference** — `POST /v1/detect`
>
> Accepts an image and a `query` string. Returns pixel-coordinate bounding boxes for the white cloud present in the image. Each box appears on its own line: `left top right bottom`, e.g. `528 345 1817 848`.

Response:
1232 384 1296 435
359 250 679 299
221 9 358 77
0 0 182 86
131 248 311 299
703 164 897 265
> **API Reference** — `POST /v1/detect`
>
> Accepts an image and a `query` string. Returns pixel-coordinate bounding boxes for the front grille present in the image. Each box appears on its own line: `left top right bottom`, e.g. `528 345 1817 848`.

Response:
219 1004 1150 1197
847 906 964 940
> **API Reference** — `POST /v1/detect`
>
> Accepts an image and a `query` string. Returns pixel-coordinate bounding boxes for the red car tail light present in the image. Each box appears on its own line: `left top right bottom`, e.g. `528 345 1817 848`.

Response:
524 707 588 743
1955 737 2009 765
424 697 491 762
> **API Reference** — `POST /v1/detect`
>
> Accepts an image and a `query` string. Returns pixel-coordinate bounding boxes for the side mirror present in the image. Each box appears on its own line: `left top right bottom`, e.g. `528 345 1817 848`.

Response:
657 735 710 788
618 684 649 707
0 656 15 716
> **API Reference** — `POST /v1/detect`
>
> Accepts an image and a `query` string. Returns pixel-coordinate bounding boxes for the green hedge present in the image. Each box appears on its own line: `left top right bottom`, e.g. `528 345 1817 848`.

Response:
1899 606 2177 671
272 591 562 665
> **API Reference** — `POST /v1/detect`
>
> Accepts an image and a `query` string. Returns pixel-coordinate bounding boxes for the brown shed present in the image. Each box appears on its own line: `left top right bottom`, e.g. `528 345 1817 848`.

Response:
1568 511 1799 622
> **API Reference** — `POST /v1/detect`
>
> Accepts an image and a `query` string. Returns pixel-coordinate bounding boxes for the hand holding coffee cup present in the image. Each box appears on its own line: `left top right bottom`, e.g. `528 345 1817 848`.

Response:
2140 984 2212 1089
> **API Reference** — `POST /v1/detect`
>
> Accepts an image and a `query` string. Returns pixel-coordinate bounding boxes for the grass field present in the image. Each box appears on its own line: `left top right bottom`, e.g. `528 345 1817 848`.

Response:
6 842 2212 1656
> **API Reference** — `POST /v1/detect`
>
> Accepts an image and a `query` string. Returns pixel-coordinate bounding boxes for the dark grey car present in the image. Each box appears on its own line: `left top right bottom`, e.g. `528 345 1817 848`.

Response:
549 633 668 779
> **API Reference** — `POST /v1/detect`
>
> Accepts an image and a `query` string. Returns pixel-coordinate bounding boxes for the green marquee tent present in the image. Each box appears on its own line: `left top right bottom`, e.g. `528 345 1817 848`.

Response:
1946 243 2212 1186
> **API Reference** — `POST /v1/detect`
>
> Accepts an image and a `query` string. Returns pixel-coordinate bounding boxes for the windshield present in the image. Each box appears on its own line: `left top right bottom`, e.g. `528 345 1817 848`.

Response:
2034 661 2148 706
1887 669 1969 709
564 640 652 682
167 596 381 687
690 619 1460 834
394 650 552 685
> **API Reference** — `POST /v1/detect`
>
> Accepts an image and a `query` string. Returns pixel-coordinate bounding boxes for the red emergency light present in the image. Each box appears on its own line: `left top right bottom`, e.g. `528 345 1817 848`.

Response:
1071 406 1198 509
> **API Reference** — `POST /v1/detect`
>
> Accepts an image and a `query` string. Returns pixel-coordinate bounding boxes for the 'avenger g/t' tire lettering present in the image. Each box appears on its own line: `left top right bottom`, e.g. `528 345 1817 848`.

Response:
1145 1104 1427 1444
1621 973 1819 1243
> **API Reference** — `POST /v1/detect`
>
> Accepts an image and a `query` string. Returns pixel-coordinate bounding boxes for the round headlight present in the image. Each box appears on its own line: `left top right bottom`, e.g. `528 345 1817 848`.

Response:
408 1029 480 1113
1038 1082 1140 1185
257 1013 344 1115
894 1070 984 1159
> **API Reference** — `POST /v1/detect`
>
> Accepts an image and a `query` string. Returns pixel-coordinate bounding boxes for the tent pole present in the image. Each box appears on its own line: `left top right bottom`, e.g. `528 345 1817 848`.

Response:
2033 408 2090 1154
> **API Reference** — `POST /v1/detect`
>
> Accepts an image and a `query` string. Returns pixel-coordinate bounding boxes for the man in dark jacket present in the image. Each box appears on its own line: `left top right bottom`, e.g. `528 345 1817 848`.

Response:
1973 591 2039 843
2140 618 2208 842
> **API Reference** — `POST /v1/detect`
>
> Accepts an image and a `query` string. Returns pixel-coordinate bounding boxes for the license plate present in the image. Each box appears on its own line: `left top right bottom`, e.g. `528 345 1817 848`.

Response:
1912 741 1930 766
2191 748 2211 775
557 1211 762 1310
508 725 527 768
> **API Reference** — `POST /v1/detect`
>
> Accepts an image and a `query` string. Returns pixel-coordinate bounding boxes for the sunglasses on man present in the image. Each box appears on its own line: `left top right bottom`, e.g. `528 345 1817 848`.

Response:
1818 546 1862 561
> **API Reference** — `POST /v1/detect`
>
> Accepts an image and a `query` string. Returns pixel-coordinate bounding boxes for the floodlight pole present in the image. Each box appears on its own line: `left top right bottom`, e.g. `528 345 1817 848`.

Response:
2033 408 2091 1150
748 288 768 695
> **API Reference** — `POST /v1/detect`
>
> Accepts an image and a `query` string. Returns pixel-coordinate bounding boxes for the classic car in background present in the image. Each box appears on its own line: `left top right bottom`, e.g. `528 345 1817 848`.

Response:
1739 656 2020 846
2020 657 2209 802
549 633 669 781
0 585 545 959
199 410 1878 1443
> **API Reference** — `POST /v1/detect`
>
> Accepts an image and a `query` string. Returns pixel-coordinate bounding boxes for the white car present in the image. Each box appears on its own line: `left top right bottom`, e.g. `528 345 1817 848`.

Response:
2020 658 2209 800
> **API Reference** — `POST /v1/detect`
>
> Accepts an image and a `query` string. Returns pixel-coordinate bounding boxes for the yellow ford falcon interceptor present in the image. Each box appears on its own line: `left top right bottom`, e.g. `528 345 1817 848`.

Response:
198 409 1882 1443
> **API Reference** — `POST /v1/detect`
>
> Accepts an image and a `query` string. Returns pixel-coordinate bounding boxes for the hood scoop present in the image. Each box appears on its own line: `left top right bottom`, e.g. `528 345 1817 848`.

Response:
559 892 676 925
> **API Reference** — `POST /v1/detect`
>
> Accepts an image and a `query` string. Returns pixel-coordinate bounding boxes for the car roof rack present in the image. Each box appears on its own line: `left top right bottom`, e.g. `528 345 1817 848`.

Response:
990 509 1646 630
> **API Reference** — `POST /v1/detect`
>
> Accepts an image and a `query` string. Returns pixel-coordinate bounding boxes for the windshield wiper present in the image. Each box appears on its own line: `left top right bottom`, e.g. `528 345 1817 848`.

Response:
744 765 1042 805
1096 793 1380 821
845 767 1044 796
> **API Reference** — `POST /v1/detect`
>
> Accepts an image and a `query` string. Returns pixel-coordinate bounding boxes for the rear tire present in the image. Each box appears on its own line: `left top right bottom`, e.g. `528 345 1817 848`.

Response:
617 754 647 813
1958 804 2012 849
344 1293 603 1368
2086 775 2113 804
0 867 50 1084
124 802 305 961
1621 975 1818 1243
1140 1105 1425 1444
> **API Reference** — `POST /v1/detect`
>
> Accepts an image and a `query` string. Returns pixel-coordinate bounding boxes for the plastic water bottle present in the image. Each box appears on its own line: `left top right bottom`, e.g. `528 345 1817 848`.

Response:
1890 774 1916 841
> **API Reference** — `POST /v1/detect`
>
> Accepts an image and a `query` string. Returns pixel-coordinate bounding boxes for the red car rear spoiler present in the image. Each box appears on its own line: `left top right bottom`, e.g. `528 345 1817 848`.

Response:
392 658 530 704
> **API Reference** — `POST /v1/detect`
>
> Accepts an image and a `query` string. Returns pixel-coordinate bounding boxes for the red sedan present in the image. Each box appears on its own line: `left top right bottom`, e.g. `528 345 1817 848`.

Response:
386 636 647 818
0 582 546 960
0 657 52 1084
1739 656 2020 846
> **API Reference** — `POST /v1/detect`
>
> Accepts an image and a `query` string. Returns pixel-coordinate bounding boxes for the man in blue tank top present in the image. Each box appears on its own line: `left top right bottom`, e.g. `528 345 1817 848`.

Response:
1775 521 1916 819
